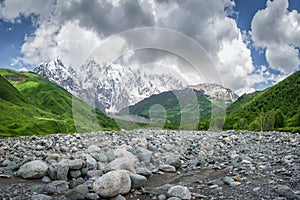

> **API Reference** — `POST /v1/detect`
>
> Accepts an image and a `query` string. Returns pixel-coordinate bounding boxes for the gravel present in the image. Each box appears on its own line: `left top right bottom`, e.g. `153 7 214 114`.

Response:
0 130 299 199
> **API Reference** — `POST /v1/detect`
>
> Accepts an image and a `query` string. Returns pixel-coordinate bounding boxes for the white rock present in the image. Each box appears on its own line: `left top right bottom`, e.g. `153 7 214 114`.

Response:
93 170 131 197
167 185 191 200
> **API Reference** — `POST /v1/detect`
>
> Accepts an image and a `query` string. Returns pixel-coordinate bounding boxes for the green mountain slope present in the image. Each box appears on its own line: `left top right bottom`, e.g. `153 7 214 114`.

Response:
118 88 215 130
0 69 119 136
0 75 29 105
225 70 300 131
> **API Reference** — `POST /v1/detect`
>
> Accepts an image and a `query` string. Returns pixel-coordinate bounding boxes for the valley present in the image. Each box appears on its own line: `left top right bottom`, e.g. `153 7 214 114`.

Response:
0 65 299 199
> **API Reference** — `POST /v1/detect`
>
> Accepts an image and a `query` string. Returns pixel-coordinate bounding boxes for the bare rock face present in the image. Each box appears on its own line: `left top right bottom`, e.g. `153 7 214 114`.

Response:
190 83 239 101
18 160 48 179
93 170 131 197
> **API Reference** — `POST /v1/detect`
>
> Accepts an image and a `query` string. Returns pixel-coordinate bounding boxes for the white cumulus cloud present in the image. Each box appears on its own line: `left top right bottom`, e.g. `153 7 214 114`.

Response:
0 0 271 95
251 0 300 74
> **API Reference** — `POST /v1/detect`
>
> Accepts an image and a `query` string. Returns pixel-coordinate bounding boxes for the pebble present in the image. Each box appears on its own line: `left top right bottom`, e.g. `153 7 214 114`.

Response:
87 170 103 178
42 176 52 183
159 164 176 172
253 187 260 192
0 130 299 199
85 193 100 200
167 185 192 200
69 159 84 170
31 194 53 200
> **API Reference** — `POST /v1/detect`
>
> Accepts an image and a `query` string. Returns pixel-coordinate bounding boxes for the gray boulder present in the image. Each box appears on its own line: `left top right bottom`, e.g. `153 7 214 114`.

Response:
45 180 69 194
70 170 82 178
85 155 98 170
136 147 152 163
87 145 101 153
57 159 69 180
48 163 58 180
69 159 84 170
18 160 48 179
106 157 136 173
165 156 182 169
66 184 89 200
128 172 147 189
114 148 138 163
136 167 152 177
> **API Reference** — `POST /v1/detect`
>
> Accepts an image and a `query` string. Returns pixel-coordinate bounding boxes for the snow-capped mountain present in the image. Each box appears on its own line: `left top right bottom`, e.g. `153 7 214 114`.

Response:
34 58 81 97
34 59 238 113
77 59 185 113
190 83 238 101
34 58 185 113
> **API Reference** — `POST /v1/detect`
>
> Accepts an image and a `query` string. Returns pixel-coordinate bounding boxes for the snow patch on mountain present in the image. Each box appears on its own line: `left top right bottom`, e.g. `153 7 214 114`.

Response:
78 58 185 113
190 83 239 101
34 58 81 97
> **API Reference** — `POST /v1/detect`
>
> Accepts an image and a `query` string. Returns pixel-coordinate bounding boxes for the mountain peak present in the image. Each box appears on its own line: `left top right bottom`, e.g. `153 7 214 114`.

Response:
33 59 81 96
190 83 239 101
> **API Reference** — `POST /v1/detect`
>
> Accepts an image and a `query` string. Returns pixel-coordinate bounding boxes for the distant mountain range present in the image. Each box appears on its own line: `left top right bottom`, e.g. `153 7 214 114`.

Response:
34 58 185 113
32 58 240 131
1 62 299 135
0 68 118 136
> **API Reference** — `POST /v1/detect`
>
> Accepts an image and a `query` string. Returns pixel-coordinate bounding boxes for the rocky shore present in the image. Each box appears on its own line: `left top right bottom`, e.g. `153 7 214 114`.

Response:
0 130 299 200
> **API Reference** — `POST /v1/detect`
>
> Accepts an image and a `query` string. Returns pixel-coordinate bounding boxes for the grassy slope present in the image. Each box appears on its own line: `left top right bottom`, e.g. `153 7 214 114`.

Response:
119 88 213 130
225 70 300 131
0 69 119 136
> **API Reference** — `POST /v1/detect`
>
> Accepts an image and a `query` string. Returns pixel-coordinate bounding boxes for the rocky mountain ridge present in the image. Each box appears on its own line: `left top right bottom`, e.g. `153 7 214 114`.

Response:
33 59 238 113
34 59 185 113
190 83 239 102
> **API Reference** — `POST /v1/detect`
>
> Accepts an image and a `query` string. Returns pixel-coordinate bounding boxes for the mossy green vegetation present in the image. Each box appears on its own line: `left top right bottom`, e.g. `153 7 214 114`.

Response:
225 71 300 131
0 69 119 137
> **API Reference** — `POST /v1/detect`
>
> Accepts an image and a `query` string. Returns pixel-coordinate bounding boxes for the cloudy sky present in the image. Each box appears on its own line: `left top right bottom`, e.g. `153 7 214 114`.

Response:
0 0 299 95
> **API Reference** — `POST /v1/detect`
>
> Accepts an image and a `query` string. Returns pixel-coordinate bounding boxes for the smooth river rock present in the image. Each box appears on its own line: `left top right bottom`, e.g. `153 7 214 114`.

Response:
93 170 131 197
18 160 48 179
